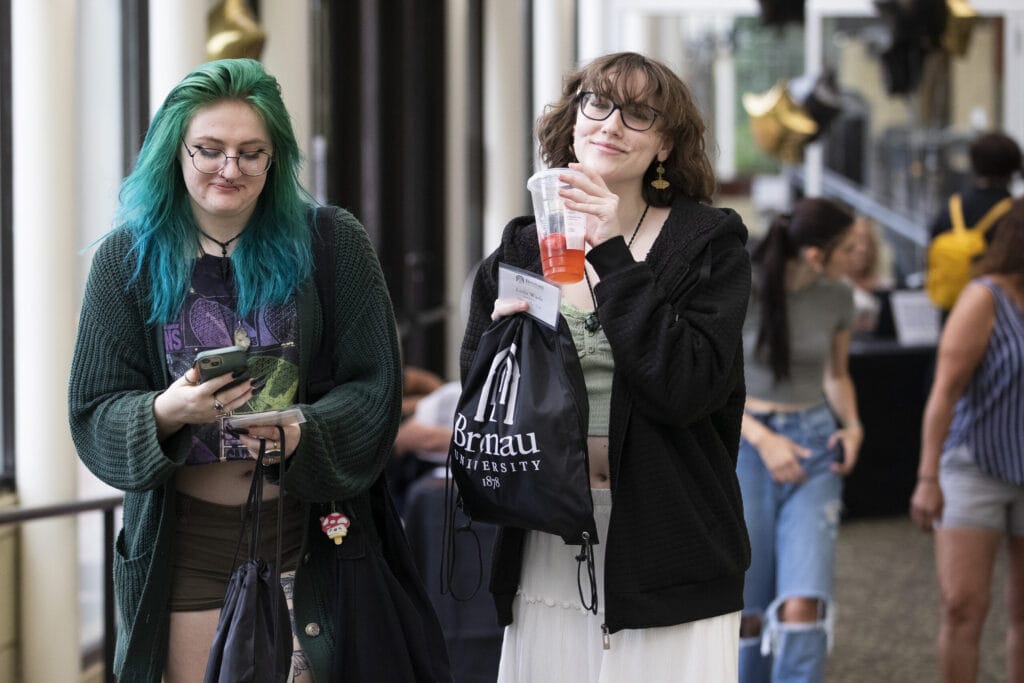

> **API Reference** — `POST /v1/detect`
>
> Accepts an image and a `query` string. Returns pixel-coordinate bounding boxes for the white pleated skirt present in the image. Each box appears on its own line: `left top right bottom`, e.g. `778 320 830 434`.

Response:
497 488 740 683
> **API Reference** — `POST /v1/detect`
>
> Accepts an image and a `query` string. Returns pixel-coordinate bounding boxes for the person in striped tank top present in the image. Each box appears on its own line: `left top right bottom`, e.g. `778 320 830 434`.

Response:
911 198 1024 682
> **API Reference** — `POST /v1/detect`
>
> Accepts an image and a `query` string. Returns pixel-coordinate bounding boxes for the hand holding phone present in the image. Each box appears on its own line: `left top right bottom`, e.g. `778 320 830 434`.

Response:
194 345 248 384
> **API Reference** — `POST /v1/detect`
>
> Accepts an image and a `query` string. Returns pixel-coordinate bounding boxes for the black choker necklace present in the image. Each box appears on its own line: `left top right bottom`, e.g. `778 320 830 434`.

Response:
197 228 243 258
197 228 243 279
583 203 649 334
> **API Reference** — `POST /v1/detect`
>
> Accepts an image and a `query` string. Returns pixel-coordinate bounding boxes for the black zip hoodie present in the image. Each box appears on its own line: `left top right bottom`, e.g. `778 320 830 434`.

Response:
460 195 753 632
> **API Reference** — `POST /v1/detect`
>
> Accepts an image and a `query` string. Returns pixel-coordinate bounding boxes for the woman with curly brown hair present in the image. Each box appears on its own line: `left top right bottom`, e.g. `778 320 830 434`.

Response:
462 51 752 682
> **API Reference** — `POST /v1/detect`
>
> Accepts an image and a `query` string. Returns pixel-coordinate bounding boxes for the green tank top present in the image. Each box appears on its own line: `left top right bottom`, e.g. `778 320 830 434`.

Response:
560 301 614 436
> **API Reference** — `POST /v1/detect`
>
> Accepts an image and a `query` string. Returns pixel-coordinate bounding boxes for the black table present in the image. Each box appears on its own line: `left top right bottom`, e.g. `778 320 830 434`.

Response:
842 337 935 519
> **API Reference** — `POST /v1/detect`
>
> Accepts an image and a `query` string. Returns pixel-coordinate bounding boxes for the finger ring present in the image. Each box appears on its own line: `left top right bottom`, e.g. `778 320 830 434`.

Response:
213 399 224 412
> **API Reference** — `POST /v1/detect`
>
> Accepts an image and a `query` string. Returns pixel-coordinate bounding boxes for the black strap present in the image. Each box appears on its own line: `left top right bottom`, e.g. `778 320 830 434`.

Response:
229 426 288 661
269 426 286 655
258 428 288 662
441 449 483 601
309 206 336 402
575 533 598 614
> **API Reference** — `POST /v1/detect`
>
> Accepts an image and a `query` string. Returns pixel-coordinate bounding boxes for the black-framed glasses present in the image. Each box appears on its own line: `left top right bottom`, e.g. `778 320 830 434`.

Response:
181 139 273 176
578 92 660 132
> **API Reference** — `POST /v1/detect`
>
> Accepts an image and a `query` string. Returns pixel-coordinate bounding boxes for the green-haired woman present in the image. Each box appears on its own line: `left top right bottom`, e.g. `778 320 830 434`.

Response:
68 59 441 682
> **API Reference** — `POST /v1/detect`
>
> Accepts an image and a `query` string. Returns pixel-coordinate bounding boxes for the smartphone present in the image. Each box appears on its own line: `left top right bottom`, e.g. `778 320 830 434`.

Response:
194 345 248 383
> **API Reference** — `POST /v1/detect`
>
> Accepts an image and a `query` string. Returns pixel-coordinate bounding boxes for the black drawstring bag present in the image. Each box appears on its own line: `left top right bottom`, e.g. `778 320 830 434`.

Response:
444 313 598 611
204 427 292 683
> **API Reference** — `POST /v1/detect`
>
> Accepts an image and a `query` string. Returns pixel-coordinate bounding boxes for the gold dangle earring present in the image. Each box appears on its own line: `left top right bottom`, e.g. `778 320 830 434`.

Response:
651 162 670 190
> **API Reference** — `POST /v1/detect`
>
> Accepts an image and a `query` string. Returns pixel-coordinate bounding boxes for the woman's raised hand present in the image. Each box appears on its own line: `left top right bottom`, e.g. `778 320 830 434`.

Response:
560 162 623 247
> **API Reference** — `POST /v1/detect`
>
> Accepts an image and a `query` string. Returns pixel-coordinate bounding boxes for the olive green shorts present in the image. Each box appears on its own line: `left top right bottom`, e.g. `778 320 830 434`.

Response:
169 492 305 611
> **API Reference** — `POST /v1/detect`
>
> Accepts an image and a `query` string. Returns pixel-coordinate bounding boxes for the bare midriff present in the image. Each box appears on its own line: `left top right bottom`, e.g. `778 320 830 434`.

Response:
745 395 820 414
589 435 611 488
176 460 281 505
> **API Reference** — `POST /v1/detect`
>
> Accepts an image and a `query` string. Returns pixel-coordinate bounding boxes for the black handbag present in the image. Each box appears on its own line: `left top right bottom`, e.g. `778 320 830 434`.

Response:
444 313 598 610
307 206 451 682
328 476 453 682
204 429 292 683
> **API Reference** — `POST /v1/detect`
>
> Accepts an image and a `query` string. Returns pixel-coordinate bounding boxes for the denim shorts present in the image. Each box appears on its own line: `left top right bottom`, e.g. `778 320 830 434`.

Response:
737 403 844 614
940 444 1024 536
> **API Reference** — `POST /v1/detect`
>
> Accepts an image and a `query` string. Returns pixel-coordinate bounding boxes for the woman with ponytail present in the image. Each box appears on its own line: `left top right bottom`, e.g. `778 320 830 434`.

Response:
737 197 862 682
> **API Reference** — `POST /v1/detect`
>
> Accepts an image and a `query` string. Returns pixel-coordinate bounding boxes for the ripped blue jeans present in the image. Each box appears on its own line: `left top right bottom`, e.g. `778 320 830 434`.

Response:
736 403 843 683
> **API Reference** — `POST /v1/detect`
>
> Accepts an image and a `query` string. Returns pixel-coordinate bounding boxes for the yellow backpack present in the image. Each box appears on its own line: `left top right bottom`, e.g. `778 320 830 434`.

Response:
925 193 1012 310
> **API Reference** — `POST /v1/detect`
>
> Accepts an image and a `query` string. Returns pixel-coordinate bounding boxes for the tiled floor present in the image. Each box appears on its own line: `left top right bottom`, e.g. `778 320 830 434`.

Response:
828 516 1010 682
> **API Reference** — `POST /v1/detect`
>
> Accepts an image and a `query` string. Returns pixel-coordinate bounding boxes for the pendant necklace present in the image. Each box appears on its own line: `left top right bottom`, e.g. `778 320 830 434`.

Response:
232 319 251 349
196 228 250 348
583 203 649 334
197 228 243 280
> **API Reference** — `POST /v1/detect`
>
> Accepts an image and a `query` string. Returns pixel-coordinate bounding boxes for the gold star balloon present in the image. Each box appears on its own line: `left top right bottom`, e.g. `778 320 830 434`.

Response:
742 81 818 164
207 0 266 61
942 0 977 57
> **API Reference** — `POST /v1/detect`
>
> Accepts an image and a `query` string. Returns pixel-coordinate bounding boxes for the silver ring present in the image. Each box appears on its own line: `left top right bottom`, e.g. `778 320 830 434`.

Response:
213 398 224 412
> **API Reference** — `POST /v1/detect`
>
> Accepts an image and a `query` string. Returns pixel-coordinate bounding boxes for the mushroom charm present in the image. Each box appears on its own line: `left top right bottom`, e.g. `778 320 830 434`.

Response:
319 511 351 545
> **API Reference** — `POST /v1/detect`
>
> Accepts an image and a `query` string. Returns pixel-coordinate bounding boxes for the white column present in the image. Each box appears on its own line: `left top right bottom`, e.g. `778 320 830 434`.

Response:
713 38 738 182
577 0 607 63
531 0 576 171
74 0 125 668
262 0 312 191
445 0 471 377
76 1 124 265
12 2 81 681
803 3 825 197
148 0 207 118
1003 11 1024 146
619 9 650 54
483 0 529 254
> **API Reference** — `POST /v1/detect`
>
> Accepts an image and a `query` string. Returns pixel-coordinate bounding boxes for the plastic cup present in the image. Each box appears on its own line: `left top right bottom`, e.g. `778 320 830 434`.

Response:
527 168 587 284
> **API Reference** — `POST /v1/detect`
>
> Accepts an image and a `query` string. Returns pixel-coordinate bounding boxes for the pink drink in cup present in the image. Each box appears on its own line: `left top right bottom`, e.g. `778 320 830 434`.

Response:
527 168 587 284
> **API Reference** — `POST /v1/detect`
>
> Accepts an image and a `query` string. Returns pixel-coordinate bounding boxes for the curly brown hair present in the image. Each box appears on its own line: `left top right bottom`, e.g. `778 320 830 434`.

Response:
536 52 715 206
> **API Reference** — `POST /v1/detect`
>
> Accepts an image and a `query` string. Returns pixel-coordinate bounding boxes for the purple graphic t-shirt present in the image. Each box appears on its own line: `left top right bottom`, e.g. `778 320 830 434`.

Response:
163 254 300 464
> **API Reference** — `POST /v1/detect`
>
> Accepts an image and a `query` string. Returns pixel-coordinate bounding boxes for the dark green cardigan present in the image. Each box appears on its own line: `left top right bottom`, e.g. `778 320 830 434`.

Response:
68 207 402 682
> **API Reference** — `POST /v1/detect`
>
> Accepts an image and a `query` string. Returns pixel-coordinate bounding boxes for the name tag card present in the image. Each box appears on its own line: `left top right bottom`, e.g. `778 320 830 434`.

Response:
497 263 561 329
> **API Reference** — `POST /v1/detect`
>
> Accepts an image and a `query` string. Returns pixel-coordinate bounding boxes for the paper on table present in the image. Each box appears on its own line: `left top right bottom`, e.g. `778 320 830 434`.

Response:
890 290 940 346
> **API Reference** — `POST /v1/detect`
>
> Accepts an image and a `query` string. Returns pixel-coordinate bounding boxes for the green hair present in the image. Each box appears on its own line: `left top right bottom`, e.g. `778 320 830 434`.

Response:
116 58 313 323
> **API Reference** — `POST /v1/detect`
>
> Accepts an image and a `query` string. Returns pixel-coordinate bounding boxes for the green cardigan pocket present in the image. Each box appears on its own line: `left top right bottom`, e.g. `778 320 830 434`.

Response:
113 528 154 634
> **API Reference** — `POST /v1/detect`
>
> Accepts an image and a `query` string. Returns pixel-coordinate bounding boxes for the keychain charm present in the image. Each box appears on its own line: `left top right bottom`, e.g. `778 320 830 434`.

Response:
320 511 351 545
